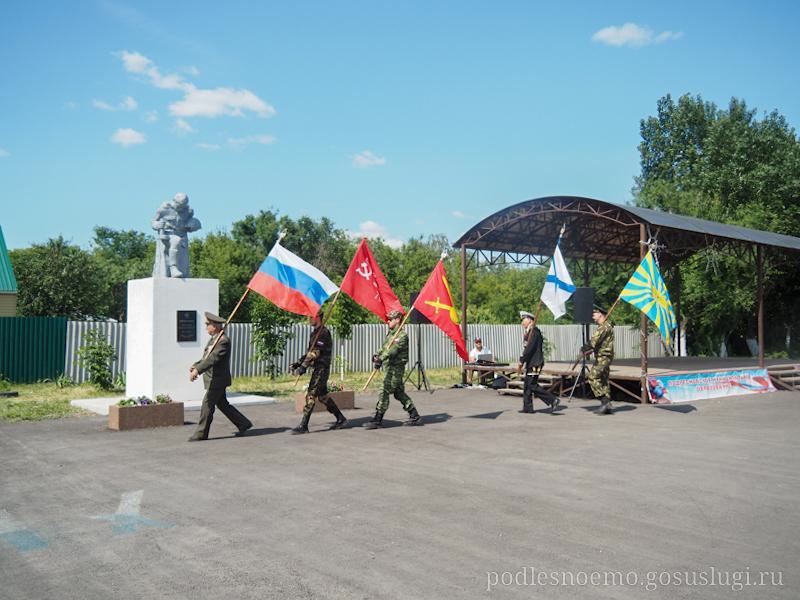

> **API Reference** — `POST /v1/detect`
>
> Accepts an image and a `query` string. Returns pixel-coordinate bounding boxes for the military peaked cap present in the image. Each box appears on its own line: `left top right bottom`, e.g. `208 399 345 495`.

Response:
204 312 226 325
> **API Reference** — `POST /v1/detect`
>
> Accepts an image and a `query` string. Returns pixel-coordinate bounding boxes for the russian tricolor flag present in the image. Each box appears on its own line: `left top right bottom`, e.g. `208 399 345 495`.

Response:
248 241 339 317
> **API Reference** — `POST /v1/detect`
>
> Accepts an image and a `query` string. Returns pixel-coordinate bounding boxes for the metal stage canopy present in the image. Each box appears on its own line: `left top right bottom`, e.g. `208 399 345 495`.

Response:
453 196 800 401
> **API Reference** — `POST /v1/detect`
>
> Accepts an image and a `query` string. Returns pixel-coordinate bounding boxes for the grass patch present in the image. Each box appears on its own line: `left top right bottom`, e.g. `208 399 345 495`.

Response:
0 382 117 422
0 398 87 421
230 367 465 398
1 366 466 421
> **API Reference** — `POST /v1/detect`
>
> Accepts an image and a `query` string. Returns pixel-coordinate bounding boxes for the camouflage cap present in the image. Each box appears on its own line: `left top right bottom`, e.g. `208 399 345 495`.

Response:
204 311 225 325
386 309 404 320
592 304 608 315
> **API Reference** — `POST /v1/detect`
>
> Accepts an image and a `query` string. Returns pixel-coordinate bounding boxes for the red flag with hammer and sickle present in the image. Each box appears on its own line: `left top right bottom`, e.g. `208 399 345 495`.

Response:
340 238 403 322
412 260 469 361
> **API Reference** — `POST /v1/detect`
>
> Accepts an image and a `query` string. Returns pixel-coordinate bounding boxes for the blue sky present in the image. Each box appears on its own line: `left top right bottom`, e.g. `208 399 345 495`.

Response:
2 0 799 250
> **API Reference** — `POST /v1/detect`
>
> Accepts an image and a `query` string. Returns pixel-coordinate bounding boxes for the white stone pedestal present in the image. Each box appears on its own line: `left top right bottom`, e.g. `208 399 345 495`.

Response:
125 277 219 403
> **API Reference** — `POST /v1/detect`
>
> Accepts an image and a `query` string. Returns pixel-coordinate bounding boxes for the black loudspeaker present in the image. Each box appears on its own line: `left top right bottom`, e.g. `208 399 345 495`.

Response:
573 287 595 324
409 292 431 325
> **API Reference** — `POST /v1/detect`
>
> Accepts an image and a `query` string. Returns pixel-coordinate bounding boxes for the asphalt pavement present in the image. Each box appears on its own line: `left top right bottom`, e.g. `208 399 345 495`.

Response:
1 388 798 599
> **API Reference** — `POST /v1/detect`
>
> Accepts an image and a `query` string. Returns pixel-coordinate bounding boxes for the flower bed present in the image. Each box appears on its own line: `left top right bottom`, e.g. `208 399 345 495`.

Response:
108 394 184 430
294 385 355 413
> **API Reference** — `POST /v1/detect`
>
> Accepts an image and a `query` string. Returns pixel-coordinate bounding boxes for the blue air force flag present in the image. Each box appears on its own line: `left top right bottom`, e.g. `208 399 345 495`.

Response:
540 237 576 320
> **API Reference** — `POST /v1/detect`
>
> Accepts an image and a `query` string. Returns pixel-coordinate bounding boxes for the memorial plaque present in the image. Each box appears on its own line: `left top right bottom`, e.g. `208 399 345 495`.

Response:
177 310 197 342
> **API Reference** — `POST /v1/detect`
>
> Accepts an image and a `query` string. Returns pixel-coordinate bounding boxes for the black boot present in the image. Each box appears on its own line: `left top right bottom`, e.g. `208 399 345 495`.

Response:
549 396 562 414
326 400 347 430
291 412 311 434
364 412 384 429
596 396 613 415
404 406 423 426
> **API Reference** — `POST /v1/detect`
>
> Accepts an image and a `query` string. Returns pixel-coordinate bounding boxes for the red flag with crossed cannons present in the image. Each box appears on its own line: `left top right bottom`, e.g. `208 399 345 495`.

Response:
412 260 469 361
340 238 404 322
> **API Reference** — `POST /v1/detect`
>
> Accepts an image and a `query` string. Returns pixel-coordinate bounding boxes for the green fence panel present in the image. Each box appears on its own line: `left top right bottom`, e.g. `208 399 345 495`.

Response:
0 317 68 383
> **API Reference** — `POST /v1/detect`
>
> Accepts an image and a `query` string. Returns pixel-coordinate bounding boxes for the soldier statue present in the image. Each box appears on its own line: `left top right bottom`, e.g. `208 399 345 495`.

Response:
152 193 202 278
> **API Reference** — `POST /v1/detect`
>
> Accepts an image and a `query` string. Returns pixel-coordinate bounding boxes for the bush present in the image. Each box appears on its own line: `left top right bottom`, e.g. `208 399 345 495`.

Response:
77 330 117 390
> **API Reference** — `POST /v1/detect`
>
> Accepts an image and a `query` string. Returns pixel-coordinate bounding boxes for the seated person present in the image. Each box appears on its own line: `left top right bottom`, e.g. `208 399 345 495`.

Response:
466 337 493 385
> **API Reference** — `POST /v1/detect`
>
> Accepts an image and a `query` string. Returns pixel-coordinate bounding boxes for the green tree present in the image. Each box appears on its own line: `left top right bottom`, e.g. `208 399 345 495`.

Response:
10 237 108 318
634 93 800 355
190 232 260 321
91 227 153 321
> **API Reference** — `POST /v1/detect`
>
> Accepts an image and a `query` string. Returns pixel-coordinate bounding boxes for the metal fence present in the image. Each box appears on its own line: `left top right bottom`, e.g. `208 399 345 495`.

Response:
64 321 127 382
64 321 666 383
0 316 67 383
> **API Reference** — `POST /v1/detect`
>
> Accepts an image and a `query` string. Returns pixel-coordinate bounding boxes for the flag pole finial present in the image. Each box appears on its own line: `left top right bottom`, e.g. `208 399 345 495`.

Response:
440 251 448 261
277 230 287 243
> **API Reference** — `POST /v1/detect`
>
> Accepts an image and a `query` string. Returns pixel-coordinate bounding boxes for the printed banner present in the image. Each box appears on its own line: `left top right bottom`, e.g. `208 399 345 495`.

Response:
647 368 776 403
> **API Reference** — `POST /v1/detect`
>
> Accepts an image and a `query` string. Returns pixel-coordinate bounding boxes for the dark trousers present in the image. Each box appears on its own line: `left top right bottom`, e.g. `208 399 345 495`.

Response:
194 385 252 439
522 372 556 410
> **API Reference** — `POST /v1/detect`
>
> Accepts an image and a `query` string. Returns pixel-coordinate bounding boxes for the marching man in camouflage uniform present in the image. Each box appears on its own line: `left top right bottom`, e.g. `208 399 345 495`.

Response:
585 305 615 415
290 312 347 434
365 310 423 429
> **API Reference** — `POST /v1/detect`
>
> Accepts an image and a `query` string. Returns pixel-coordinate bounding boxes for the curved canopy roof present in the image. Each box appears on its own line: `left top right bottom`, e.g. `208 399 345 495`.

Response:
453 196 800 265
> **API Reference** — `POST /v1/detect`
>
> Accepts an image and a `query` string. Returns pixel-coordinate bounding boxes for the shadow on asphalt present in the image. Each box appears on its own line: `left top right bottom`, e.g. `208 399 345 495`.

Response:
653 404 697 413
466 411 505 420
203 427 291 440
340 412 452 429
579 403 638 413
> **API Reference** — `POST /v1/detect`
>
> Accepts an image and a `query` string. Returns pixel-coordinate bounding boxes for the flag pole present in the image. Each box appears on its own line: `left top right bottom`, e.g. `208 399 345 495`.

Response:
292 289 343 387
533 224 566 329
206 230 288 356
204 288 250 356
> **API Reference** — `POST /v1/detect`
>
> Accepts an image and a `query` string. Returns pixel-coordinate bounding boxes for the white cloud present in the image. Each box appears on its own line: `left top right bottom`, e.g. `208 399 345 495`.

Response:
144 110 158 123
591 22 683 47
174 118 195 134
196 143 221 151
118 50 275 119
0 148 9 157
348 220 404 248
451 210 468 219
352 150 387 168
93 96 138 111
227 134 276 148
170 87 275 118
111 128 146 146
654 30 684 43
93 99 115 111
119 50 152 74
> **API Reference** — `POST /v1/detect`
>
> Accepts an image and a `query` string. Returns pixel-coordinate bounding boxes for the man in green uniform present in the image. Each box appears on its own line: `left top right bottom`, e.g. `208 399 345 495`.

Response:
188 312 253 441
365 310 423 429
290 312 347 434
585 305 615 415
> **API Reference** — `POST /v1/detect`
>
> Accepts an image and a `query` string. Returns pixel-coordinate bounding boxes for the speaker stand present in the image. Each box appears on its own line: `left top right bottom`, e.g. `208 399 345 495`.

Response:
568 326 590 401
405 324 432 392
